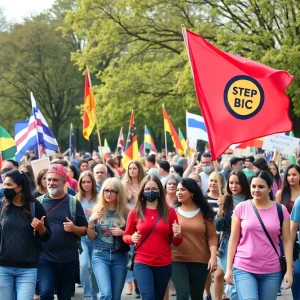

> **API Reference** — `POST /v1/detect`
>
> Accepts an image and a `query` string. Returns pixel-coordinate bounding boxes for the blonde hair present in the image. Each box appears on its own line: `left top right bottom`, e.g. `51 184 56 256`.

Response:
94 178 129 226
77 171 98 202
122 160 145 185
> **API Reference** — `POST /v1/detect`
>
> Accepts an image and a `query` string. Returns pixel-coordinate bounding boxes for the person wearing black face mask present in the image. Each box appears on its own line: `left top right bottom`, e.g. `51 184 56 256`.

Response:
0 170 51 300
123 175 183 300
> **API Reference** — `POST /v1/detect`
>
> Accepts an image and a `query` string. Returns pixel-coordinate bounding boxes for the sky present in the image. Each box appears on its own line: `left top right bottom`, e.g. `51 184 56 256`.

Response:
1 0 55 23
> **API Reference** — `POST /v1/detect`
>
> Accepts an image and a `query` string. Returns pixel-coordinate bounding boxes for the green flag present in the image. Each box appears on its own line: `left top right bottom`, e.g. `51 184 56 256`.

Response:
0 126 17 160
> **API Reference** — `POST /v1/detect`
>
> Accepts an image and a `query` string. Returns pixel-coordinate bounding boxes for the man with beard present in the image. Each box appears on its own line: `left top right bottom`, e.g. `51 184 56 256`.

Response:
37 164 87 300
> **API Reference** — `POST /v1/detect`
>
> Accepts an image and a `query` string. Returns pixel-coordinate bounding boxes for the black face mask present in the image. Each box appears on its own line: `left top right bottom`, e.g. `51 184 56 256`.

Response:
143 191 160 202
4 188 18 200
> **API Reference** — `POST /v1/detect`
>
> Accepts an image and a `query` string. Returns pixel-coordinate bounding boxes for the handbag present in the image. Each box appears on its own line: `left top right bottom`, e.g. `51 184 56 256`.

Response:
113 236 130 252
251 201 287 273
127 216 160 271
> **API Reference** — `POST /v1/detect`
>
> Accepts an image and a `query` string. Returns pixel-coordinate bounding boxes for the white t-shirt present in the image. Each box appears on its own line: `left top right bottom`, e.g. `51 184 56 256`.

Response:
200 172 210 194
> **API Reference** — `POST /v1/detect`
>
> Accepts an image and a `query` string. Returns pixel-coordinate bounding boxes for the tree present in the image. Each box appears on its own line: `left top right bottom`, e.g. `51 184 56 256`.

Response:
0 13 83 140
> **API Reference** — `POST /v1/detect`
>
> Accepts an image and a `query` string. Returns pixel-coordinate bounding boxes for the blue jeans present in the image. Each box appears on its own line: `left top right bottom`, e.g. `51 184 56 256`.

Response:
38 258 79 300
92 249 127 300
292 259 300 300
80 237 98 299
233 268 282 300
134 262 172 300
218 240 238 300
0 266 37 300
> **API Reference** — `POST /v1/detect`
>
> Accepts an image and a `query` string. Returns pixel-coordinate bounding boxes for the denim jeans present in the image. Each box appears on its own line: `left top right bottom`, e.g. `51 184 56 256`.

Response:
0 266 37 300
38 258 79 300
233 268 282 300
292 259 300 300
218 239 238 300
134 262 172 300
172 261 208 300
92 249 127 300
80 236 98 299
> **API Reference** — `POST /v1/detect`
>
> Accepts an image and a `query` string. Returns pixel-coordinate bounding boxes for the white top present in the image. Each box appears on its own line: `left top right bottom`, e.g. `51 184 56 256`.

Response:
177 207 200 218
200 172 210 194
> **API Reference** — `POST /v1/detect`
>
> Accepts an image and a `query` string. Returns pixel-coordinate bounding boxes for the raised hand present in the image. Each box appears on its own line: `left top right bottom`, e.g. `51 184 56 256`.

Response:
172 220 181 239
63 217 75 232
131 231 142 243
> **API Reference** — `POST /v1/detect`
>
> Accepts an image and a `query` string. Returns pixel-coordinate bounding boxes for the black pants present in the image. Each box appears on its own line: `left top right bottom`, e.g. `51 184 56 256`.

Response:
171 261 209 300
38 258 79 300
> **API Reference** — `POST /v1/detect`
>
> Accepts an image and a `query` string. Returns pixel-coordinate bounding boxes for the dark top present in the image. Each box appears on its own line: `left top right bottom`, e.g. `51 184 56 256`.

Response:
0 199 51 268
39 194 87 263
33 187 76 198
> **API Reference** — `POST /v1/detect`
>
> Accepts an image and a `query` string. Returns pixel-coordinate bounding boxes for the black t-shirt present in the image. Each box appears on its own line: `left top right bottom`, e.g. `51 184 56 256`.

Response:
0 199 51 268
40 194 87 263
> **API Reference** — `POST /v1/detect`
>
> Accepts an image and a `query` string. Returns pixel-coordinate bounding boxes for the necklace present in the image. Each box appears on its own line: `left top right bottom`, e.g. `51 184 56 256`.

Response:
148 209 156 220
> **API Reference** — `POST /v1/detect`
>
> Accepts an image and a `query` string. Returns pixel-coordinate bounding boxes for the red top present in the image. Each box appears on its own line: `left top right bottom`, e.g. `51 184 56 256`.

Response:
123 207 182 267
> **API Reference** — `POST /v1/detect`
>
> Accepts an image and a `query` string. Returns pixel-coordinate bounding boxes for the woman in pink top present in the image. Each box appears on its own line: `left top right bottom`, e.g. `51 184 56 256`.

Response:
225 171 293 300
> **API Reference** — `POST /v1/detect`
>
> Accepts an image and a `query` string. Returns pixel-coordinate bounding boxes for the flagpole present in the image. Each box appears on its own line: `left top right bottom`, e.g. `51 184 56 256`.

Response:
162 104 168 154
144 125 146 156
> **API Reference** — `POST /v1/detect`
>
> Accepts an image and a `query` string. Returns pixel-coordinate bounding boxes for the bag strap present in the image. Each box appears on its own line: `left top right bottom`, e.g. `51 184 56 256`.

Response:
251 200 280 257
69 196 77 225
135 216 160 252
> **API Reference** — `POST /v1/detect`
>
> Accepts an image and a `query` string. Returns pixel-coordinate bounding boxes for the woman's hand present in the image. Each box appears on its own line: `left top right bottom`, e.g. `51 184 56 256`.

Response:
217 196 225 217
225 269 234 285
110 227 124 236
282 270 293 289
131 231 142 243
31 216 46 235
89 211 103 223
172 221 181 239
207 255 218 273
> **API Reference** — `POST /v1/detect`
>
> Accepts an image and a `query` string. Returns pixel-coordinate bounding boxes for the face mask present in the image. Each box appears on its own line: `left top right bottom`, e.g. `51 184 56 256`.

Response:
143 191 160 202
232 194 246 205
203 165 212 173
4 188 18 200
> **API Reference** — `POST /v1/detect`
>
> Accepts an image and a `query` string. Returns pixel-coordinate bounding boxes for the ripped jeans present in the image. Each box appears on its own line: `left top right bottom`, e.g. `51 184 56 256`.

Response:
0 266 37 300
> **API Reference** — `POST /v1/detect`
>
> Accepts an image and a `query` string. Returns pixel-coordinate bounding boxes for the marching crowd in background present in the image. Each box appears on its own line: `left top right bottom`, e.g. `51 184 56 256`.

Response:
0 148 300 300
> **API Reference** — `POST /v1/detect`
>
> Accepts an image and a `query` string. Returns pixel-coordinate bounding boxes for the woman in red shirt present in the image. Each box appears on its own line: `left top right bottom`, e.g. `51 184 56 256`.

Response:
123 175 182 300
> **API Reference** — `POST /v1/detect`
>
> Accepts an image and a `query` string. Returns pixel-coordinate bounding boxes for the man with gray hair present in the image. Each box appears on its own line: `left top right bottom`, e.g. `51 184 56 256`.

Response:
93 163 108 190
38 164 88 300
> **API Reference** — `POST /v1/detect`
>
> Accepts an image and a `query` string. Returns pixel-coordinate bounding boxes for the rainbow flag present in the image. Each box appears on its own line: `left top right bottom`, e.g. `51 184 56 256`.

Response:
144 126 157 152
178 128 188 156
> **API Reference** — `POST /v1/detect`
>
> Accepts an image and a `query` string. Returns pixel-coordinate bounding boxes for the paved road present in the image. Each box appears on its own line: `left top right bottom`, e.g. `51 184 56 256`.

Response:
68 285 292 299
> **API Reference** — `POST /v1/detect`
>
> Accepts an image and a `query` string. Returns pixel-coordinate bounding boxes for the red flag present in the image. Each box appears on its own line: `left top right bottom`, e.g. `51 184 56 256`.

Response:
184 29 293 160
117 127 124 150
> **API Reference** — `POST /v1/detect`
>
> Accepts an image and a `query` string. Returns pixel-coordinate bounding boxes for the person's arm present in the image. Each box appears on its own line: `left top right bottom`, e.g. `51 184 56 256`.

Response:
281 218 293 289
170 208 183 246
275 190 282 203
206 218 218 272
225 214 241 285
123 209 138 245
215 196 225 231
87 210 103 241
183 152 198 177
32 202 52 242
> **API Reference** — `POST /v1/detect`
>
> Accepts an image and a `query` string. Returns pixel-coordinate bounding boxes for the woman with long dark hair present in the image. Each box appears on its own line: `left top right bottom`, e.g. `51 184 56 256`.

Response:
269 161 282 192
215 170 251 300
225 171 293 299
171 178 217 299
0 170 51 299
66 164 80 182
123 175 182 299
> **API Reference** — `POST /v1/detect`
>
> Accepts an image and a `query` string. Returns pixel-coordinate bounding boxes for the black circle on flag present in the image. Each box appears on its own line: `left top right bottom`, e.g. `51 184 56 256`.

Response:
224 75 264 120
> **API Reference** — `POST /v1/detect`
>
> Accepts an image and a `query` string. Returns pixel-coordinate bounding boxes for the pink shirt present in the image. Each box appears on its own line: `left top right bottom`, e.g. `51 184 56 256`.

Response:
233 200 289 274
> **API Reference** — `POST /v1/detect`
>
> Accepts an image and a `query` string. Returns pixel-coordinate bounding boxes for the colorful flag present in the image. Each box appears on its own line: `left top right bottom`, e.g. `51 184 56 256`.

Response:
178 128 188 156
83 69 96 140
236 137 265 149
0 126 17 161
123 111 139 168
289 131 297 164
117 127 125 151
139 143 145 157
15 93 58 162
144 125 157 152
184 28 293 160
69 123 75 161
186 112 208 142
162 106 184 152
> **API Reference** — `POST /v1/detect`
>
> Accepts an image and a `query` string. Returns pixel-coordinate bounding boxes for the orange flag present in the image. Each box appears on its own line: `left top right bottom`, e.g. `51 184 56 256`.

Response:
162 106 184 152
83 69 96 140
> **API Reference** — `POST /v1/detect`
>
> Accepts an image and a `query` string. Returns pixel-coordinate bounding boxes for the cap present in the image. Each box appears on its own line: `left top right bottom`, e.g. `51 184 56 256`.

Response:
47 164 67 178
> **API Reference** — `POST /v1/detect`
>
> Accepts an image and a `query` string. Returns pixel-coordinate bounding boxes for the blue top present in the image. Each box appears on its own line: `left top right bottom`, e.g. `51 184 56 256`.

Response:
291 198 300 223
39 194 88 263
94 210 118 250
